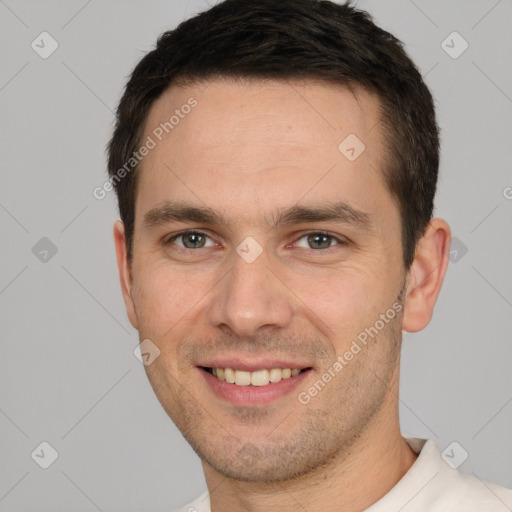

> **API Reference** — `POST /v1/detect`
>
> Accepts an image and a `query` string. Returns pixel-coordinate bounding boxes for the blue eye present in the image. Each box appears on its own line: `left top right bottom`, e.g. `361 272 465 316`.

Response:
168 231 215 249
295 232 343 250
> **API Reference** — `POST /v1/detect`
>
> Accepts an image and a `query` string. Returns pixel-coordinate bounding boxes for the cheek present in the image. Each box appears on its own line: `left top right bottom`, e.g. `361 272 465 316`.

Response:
131 262 216 338
285 265 392 342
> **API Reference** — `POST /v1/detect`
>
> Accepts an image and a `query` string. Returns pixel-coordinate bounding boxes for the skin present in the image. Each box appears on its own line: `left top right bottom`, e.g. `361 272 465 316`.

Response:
114 78 450 511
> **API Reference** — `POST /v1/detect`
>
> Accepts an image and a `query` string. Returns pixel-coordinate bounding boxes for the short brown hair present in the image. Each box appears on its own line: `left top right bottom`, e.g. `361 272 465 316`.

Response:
107 0 439 268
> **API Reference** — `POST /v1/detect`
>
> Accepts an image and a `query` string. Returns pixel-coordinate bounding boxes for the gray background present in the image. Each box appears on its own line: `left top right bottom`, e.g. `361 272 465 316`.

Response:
1 0 511 510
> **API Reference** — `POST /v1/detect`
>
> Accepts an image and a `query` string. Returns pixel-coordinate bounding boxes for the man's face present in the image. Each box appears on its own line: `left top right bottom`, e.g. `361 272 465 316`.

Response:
122 79 408 482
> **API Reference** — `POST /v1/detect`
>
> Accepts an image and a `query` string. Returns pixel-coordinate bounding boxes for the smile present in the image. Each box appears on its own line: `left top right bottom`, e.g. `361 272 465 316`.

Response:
202 367 311 386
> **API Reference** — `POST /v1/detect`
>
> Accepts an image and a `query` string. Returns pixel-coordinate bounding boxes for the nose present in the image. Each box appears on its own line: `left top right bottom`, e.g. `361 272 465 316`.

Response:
207 249 294 337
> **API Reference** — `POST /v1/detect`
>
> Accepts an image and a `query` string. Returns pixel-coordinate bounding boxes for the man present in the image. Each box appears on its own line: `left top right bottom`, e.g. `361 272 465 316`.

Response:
107 0 512 510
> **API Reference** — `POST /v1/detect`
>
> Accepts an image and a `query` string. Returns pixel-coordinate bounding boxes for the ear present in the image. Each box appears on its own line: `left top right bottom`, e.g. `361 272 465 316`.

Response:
402 218 451 333
113 220 139 330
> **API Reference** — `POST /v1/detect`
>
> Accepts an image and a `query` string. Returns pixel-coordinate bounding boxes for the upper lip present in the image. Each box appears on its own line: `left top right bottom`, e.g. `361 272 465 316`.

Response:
198 357 313 372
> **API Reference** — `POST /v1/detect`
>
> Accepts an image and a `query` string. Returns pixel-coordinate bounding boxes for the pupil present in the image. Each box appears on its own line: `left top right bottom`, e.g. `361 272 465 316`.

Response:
308 234 330 249
184 233 205 248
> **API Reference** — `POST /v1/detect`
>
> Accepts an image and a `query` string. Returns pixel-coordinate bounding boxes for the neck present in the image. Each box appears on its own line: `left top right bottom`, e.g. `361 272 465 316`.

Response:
203 392 418 512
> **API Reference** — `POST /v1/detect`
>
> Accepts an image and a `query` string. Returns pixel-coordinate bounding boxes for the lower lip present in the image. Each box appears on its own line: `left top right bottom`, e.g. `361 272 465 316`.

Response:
199 367 312 406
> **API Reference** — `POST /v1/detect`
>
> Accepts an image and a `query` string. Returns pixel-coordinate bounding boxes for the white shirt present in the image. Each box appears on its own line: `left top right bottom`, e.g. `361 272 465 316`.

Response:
175 437 512 511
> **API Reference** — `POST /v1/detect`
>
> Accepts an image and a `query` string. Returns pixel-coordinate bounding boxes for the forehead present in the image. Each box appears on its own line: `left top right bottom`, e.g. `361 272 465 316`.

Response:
144 78 383 153
135 78 391 226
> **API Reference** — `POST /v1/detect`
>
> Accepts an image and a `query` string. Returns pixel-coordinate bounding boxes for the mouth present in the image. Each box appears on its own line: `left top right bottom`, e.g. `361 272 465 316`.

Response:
197 357 315 405
199 366 313 386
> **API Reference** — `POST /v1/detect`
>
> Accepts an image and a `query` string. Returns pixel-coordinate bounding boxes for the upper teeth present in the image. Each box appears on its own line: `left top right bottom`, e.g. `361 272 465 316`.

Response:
212 368 302 386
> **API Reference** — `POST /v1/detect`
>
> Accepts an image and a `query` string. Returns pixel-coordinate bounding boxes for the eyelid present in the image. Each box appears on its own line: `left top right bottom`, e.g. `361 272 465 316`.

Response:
165 229 217 247
290 230 348 248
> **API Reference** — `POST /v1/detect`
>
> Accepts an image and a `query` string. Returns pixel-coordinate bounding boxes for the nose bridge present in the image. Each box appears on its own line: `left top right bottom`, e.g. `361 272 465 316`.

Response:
207 248 293 336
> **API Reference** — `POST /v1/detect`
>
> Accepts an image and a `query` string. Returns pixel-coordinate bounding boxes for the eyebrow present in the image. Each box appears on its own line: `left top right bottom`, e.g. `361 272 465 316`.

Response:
143 201 372 231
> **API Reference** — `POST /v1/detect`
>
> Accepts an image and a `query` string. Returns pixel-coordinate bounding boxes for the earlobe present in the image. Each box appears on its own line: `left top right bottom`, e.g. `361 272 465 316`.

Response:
402 218 451 333
113 220 139 330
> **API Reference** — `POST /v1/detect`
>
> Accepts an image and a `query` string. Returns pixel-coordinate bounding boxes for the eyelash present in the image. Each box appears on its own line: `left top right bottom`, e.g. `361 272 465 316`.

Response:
165 230 347 251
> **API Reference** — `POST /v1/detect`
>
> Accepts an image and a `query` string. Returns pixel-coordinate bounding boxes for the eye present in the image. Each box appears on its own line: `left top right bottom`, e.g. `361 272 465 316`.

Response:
294 232 345 250
167 231 216 249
